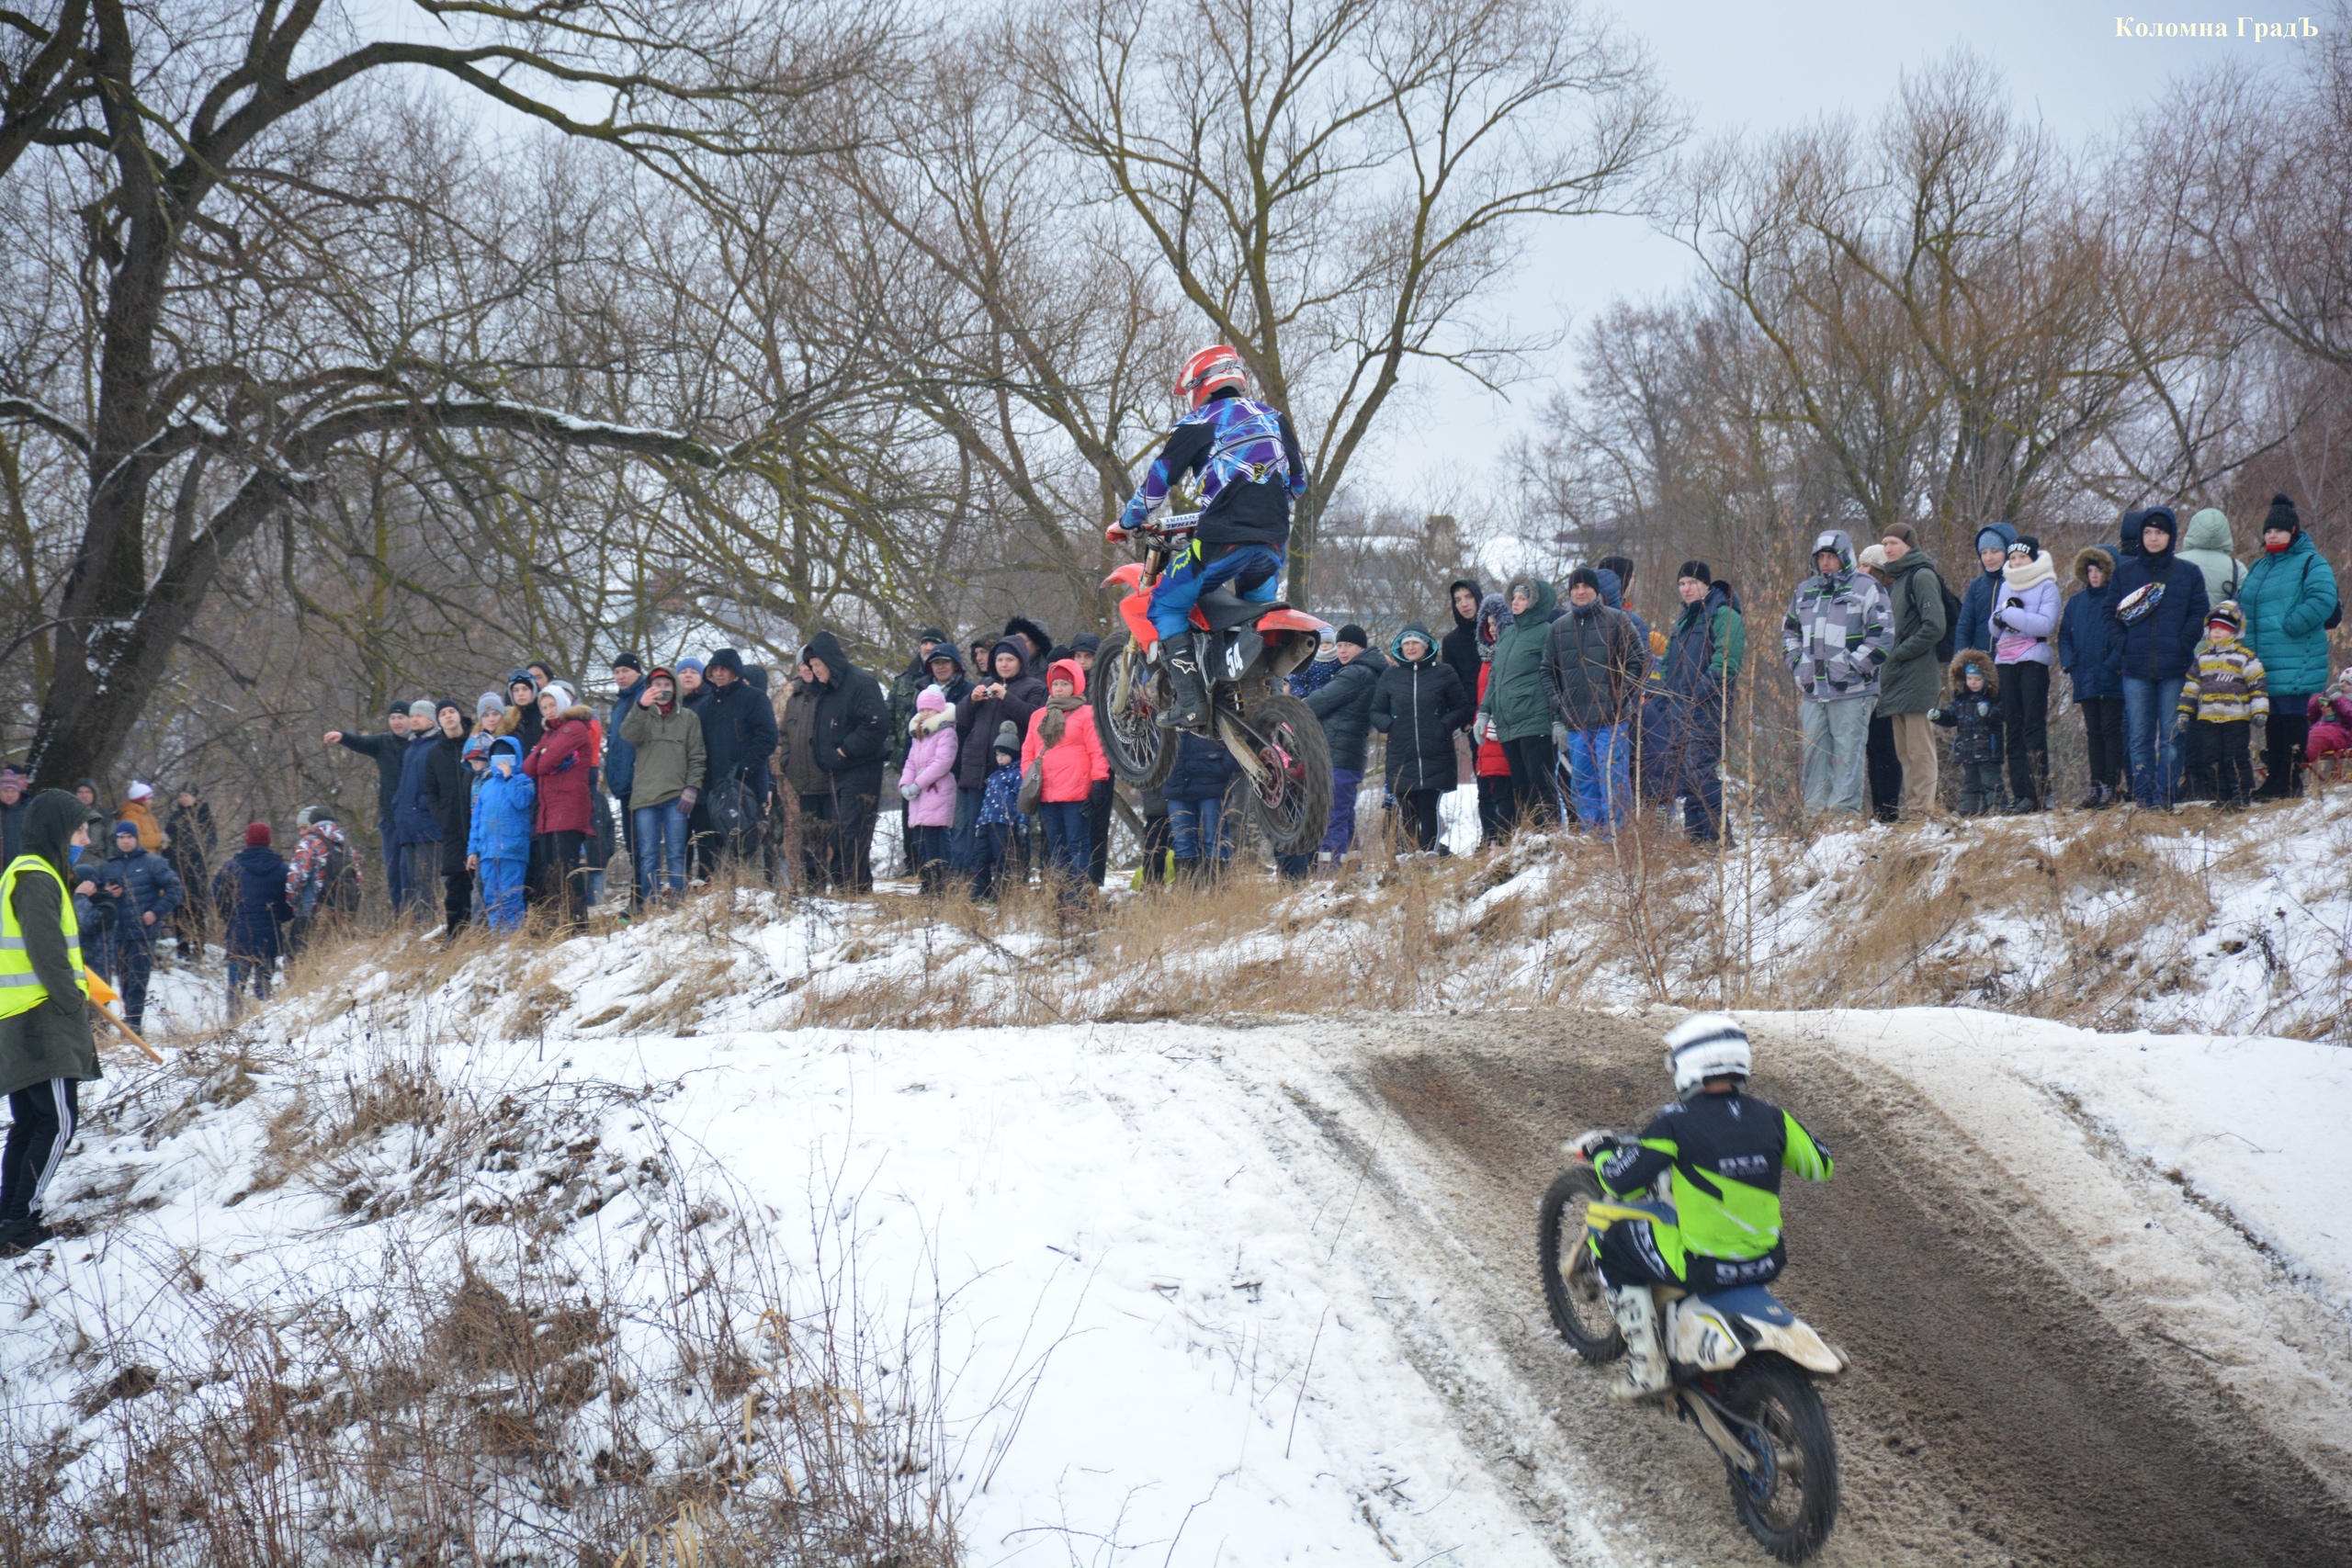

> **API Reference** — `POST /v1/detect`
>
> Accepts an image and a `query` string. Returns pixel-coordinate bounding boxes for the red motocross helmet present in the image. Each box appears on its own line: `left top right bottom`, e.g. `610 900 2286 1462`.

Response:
1174 344 1249 410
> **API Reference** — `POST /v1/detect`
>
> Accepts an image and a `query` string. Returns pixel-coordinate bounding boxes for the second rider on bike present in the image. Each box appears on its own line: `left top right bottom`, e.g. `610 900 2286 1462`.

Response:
1110 344 1307 729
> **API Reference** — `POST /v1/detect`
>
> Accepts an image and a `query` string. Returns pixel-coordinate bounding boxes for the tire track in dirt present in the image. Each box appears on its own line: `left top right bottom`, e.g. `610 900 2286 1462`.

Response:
1315 1010 2352 1567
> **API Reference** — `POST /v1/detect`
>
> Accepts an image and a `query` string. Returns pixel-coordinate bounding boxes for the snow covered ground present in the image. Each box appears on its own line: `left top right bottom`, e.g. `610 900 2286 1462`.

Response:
14 803 2352 1561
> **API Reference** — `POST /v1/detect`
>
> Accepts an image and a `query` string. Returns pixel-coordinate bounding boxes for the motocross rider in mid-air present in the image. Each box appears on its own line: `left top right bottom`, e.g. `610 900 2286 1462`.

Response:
1108 345 1307 729
1569 1015 1835 1400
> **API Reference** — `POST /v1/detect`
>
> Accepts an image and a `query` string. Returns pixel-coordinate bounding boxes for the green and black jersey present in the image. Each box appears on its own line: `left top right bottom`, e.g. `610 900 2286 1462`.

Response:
1597 1090 1832 1271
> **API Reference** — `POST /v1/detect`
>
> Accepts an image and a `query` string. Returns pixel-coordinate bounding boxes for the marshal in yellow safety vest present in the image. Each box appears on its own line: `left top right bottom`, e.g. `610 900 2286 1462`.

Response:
0 853 91 1018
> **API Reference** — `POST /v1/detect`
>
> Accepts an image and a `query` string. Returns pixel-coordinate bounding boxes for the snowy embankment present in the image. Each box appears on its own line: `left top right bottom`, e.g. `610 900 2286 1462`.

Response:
9 806 2352 1560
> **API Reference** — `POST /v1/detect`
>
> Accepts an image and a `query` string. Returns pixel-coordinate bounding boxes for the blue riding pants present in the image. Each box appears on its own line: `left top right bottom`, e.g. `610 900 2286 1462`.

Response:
1148 542 1284 639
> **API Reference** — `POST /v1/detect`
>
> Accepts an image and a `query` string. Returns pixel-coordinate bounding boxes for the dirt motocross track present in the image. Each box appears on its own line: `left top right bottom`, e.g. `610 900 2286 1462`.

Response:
1314 1011 2352 1568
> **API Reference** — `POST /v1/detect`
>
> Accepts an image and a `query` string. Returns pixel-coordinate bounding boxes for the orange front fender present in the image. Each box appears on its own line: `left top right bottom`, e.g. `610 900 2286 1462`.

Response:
1256 609 1330 637
1102 561 1148 592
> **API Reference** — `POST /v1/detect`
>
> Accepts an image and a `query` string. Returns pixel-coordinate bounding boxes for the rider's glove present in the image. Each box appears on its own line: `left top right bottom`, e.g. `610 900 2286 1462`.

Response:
1565 1129 1618 1161
1105 524 1132 543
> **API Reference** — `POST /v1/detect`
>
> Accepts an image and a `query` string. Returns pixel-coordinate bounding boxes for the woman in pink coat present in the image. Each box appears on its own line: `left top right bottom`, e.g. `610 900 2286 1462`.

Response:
899 687 961 893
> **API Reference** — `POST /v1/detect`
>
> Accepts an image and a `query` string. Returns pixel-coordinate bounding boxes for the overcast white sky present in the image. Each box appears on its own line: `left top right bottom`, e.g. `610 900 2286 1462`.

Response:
1383 0 2316 502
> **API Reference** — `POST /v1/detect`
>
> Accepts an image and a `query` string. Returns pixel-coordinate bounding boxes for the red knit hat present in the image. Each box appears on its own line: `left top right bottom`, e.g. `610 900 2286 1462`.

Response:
244 822 271 848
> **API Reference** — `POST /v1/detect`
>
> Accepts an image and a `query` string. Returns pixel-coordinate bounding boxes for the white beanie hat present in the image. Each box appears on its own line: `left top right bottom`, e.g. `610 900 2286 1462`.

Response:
127 780 153 801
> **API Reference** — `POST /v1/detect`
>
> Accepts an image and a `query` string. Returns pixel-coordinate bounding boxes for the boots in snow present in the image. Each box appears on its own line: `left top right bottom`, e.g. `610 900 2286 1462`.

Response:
1159 637 1209 730
1605 1284 1671 1401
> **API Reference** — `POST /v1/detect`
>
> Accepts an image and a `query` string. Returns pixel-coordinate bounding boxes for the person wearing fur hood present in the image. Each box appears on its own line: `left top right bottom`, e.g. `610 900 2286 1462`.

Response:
521 682 598 931
2058 547 2126 807
1929 651 2005 815
1989 535 2059 812
899 688 961 894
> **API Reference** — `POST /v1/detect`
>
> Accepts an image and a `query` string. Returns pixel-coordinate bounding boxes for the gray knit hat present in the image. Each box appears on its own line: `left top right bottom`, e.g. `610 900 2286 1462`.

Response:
994 720 1021 753
408 699 437 721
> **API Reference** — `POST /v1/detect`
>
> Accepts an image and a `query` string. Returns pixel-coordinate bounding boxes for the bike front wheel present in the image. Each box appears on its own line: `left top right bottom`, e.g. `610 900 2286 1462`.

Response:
1092 627 1177 790
1537 1166 1624 1362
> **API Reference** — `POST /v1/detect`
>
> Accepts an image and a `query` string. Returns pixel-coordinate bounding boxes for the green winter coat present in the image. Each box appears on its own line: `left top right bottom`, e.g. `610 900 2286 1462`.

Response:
1480 576 1559 742
2235 531 2339 696
2177 509 2245 608
1877 551 1950 715
616 701 707 808
0 791 104 1096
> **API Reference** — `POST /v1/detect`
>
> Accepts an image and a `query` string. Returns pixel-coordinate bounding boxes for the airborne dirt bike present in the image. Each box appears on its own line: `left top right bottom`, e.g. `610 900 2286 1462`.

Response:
1538 1140 1845 1563
1092 514 1336 855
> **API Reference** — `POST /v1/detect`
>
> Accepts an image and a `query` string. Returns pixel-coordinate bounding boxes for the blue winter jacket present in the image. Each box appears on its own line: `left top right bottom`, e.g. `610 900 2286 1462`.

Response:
391 733 441 844
1958 522 2019 653
2056 554 2123 701
605 673 649 796
212 845 291 961
2234 530 2340 696
94 847 185 926
469 740 537 863
2109 514 2210 683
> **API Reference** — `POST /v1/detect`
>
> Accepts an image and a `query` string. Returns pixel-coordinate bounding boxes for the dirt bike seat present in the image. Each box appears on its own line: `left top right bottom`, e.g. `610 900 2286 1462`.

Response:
1692 1284 1797 1324
1193 587 1291 633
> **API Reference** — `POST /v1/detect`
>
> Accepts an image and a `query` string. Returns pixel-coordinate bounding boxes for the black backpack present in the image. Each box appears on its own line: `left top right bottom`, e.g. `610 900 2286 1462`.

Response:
300 838 359 917
1916 569 1963 664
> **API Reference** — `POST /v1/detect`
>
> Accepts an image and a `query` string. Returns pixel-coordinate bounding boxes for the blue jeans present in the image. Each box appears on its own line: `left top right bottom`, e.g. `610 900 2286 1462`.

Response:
1562 721 1633 835
632 800 690 898
1317 767 1363 857
1036 800 1091 890
1148 542 1283 639
1168 795 1229 861
950 785 982 870
2122 676 2187 806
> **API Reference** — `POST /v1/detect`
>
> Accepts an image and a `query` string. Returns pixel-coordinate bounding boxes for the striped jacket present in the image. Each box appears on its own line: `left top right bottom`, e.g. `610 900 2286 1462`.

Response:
2177 637 2268 724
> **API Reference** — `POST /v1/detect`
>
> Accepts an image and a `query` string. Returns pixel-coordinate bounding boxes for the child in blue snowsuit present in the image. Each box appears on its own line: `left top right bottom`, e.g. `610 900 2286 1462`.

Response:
469 736 536 931
969 723 1027 902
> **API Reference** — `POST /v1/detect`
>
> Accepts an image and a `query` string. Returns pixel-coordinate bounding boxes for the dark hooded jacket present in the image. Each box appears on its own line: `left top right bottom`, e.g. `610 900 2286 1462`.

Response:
1931 650 2004 765
1372 626 1473 794
1 790 103 1093
1164 729 1238 802
2110 509 2210 683
955 639 1048 789
1958 522 2018 653
1439 580 1484 705
1541 587 1644 732
804 631 889 795
2057 548 2124 701
1481 577 1559 742
1305 641 1388 774
214 842 292 963
421 720 476 874
697 672 782 799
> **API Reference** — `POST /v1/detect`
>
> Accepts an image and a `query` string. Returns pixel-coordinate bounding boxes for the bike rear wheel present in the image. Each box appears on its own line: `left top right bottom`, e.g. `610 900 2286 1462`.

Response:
1537 1167 1623 1362
1230 693 1331 856
1718 1357 1839 1562
1093 627 1176 790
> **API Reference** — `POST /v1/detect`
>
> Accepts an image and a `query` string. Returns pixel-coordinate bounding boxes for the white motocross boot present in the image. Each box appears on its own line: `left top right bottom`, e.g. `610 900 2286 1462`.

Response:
1605 1285 1671 1401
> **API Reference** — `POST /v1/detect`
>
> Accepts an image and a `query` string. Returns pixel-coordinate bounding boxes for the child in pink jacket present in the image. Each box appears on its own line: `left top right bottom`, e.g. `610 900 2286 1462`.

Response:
899 687 960 894
1022 658 1110 897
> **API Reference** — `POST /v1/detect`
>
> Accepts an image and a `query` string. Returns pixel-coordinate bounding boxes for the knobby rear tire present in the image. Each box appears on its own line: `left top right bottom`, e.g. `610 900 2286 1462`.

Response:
1720 1356 1839 1563
1537 1166 1624 1363
1093 627 1176 791
1237 692 1331 856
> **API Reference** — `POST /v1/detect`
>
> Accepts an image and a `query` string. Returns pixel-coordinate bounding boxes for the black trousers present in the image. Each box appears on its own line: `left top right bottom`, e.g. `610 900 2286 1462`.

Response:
832 790 879 894
1999 660 2051 799
0 1077 78 1224
443 866 472 934
1865 715 1902 822
2259 706 2310 798
1085 780 1114 886
1476 775 1512 845
2079 695 2125 788
1398 788 1444 851
533 829 588 930
109 928 154 1029
1592 1214 1785 1292
1499 734 1557 829
2193 720 2257 804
